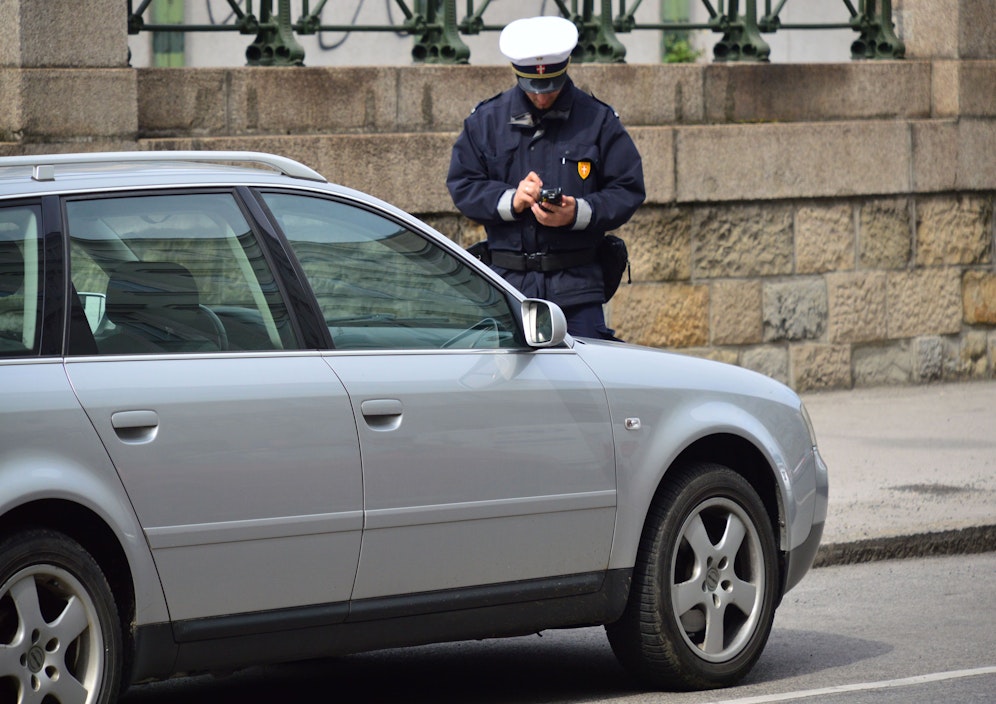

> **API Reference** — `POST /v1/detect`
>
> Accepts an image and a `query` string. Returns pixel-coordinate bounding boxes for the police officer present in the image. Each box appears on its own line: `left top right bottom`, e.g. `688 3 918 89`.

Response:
447 15 646 339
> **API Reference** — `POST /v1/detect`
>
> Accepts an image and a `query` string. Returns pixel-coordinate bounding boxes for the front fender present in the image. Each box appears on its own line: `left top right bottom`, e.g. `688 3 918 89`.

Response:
570 341 819 575
607 396 814 571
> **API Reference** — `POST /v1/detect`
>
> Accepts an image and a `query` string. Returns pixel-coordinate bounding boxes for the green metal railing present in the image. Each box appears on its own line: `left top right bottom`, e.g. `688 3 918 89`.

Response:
126 0 905 66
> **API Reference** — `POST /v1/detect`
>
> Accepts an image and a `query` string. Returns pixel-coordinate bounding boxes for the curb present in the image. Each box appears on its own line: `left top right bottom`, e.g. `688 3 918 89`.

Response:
813 525 996 568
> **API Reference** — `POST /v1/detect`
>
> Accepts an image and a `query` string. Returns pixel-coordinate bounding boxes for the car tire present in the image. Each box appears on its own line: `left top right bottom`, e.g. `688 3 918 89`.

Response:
606 462 779 690
0 529 122 704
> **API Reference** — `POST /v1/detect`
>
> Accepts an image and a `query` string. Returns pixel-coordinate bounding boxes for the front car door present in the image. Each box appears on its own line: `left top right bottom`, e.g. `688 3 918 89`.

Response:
258 191 617 603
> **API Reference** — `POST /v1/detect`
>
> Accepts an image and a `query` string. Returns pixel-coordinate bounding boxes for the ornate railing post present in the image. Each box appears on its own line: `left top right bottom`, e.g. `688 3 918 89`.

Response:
711 0 770 62
246 0 305 66
574 0 626 63
849 0 905 59
411 0 470 64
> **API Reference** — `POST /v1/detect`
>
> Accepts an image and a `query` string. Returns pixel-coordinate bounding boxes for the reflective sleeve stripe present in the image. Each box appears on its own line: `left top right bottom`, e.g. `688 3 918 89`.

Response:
498 189 517 222
572 198 592 231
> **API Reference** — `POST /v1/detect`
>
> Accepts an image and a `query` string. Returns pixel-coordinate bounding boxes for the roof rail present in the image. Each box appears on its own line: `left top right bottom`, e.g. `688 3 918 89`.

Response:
0 151 327 183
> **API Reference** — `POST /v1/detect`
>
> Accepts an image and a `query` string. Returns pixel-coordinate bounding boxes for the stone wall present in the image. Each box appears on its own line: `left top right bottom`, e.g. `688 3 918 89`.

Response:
2 1 994 390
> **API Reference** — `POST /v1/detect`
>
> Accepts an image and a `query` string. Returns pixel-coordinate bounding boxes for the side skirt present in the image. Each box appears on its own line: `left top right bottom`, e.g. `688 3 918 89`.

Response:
131 569 632 681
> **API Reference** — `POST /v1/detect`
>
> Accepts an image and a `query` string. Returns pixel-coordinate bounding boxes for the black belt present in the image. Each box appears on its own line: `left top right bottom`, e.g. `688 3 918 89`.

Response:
489 249 597 273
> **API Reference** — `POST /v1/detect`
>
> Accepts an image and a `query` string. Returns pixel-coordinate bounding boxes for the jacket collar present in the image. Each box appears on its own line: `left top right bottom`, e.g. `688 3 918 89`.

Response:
508 78 575 128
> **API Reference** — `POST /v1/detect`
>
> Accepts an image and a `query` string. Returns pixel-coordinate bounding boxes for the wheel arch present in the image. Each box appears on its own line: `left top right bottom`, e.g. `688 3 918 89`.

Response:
667 434 783 550
609 412 795 599
0 500 137 632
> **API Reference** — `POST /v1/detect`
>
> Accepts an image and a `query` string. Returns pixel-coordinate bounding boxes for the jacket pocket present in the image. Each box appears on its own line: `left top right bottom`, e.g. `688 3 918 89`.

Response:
559 145 601 197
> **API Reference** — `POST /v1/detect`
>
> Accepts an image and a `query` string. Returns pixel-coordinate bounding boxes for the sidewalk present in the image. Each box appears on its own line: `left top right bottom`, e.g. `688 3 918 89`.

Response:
800 379 996 565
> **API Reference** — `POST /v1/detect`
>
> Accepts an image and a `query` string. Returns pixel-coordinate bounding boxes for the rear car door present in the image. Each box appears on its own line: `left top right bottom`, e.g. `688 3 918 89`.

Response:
62 191 363 623
259 191 617 602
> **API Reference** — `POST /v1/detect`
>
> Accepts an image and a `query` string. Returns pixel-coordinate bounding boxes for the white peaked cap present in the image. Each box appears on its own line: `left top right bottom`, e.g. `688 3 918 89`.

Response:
499 16 578 94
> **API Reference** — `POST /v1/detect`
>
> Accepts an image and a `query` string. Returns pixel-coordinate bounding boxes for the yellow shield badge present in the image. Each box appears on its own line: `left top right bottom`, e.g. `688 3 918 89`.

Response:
578 161 592 180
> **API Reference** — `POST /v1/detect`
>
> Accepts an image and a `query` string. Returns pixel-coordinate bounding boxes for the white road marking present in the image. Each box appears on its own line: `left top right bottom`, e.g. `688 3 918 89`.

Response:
706 666 996 704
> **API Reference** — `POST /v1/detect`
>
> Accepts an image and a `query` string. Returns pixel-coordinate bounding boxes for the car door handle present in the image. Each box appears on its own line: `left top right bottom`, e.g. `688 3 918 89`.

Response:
110 410 160 444
360 399 403 431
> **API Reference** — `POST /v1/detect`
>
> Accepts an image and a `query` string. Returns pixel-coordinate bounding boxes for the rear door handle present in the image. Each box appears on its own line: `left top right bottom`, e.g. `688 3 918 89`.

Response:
110 410 160 444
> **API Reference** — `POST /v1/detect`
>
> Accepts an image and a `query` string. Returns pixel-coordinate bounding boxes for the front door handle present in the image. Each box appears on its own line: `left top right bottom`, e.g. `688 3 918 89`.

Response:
359 399 402 431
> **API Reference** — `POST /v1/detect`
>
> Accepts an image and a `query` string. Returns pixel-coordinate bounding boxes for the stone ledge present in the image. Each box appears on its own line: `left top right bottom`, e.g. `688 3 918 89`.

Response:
703 61 931 123
133 62 950 137
675 121 912 203
0 69 137 140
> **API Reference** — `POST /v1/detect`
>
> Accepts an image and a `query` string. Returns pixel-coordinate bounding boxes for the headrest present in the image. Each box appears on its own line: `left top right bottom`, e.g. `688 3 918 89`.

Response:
106 261 200 322
0 239 24 296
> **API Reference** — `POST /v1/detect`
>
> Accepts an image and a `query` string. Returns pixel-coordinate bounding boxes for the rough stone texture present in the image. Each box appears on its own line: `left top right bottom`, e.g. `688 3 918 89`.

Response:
0 71 22 141
827 271 888 344
2 69 137 140
137 69 230 136
858 199 912 269
675 121 912 203
959 0 996 59
796 203 856 274
611 283 709 349
943 330 991 379
887 269 963 338
958 61 996 117
912 119 960 193
0 0 127 68
227 68 398 135
791 344 852 391
853 341 912 386
953 120 996 192
629 127 674 206
418 213 466 245
677 348 739 366
963 271 996 324
762 279 827 342
896 0 960 60
740 346 789 386
571 64 704 126
616 207 691 283
913 120 996 194
930 61 960 117
711 280 762 346
398 65 509 133
914 336 945 381
916 195 992 266
692 204 793 279
703 62 931 123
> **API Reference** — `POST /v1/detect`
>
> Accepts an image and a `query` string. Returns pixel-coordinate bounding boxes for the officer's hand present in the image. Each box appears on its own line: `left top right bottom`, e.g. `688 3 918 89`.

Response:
533 195 577 228
513 172 543 214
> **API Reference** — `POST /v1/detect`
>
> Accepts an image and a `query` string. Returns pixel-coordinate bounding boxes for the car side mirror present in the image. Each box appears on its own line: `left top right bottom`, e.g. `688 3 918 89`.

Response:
521 299 567 348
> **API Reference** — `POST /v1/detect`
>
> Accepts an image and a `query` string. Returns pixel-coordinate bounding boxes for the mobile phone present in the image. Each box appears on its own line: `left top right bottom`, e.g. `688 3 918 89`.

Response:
539 187 563 205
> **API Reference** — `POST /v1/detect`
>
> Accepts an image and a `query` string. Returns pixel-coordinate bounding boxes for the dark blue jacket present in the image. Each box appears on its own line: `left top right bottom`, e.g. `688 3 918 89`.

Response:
447 78 645 308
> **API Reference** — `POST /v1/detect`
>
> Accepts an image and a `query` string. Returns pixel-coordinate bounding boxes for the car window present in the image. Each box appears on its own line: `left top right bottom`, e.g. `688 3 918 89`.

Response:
261 192 522 350
65 193 297 355
0 204 42 356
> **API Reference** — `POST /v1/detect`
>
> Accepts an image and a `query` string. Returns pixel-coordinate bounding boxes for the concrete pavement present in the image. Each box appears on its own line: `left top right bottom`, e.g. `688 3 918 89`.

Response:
800 379 996 566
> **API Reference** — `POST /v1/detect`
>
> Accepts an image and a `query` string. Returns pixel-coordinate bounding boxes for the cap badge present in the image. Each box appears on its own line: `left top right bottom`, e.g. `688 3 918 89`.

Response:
536 64 547 74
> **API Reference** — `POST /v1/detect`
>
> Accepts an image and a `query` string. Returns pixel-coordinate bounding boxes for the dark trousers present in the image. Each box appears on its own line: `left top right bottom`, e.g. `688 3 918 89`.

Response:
562 303 621 341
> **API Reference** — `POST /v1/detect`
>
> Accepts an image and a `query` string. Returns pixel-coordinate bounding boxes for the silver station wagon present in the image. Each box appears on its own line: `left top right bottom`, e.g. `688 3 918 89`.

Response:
0 151 827 703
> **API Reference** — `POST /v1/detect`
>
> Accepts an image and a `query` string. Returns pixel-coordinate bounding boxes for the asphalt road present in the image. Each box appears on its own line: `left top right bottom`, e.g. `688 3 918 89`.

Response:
123 551 996 704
